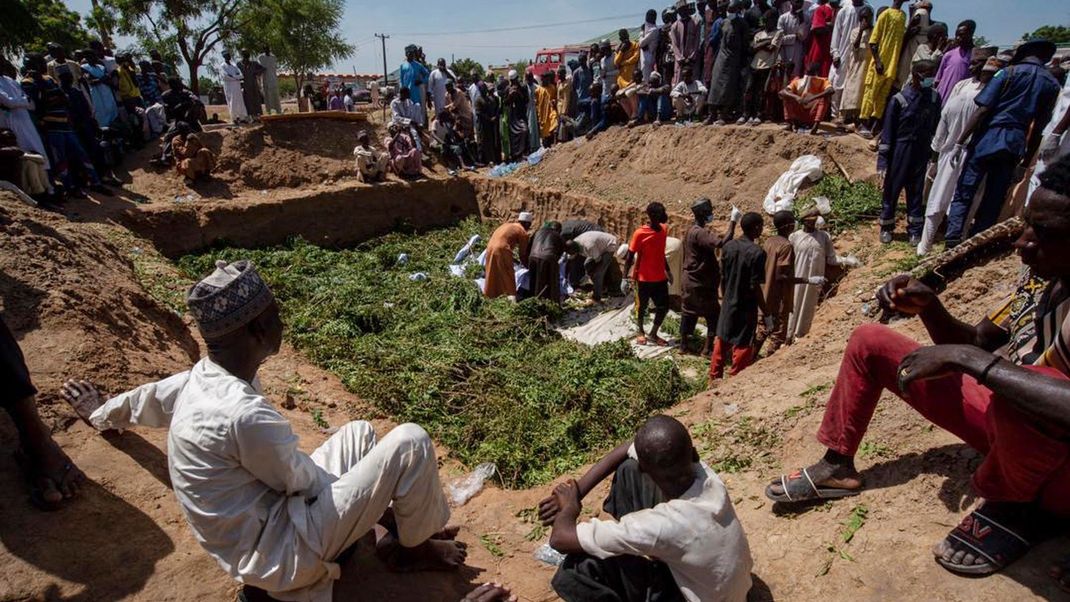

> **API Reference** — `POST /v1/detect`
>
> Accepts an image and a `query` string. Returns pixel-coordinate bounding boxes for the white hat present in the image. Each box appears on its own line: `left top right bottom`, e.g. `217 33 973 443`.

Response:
615 243 630 261
508 69 519 80
518 211 534 223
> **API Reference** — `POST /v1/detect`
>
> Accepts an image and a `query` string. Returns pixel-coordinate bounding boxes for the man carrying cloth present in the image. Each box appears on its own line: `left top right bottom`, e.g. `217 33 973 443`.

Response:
765 155 1070 577
540 415 753 601
62 260 465 601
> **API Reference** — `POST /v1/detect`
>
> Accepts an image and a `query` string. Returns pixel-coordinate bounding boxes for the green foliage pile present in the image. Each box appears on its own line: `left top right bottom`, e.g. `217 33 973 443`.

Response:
2 0 92 58
797 176 883 234
179 219 697 488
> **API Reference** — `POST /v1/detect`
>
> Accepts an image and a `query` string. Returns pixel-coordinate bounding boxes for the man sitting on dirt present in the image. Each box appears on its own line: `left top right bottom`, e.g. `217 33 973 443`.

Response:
353 130 388 183
61 260 465 601
0 316 86 510
766 154 1070 578
538 415 753 601
385 123 423 179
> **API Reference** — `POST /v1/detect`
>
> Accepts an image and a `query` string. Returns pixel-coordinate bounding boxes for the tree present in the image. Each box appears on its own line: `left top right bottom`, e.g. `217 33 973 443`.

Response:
512 59 531 75
1021 25 1070 45
236 0 352 93
103 0 246 95
450 58 484 80
1 0 92 59
973 35 990 48
197 75 216 93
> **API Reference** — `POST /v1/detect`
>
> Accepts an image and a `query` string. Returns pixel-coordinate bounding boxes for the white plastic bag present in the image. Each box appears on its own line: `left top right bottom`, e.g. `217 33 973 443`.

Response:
533 543 567 566
447 462 496 506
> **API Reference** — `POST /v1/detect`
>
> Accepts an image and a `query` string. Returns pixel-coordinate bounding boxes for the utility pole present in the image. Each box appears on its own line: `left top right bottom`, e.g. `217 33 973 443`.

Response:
375 33 390 87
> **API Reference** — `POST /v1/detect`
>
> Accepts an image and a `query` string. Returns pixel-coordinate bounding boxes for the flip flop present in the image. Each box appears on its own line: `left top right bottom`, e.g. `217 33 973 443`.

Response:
13 449 66 512
936 507 1034 575
764 467 862 503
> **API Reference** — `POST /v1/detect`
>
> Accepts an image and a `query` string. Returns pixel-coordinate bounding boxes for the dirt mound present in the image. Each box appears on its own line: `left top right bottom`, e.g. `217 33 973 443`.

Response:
512 124 878 215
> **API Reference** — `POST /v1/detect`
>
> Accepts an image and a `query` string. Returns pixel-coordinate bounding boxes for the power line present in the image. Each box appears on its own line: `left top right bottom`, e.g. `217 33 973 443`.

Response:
393 13 644 37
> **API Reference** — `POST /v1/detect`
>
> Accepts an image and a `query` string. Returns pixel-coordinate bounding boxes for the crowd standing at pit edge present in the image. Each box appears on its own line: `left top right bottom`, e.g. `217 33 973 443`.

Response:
4 1 1070 602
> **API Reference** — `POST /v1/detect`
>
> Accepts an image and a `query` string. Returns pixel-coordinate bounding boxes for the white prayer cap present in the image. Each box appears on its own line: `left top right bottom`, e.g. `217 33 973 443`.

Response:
615 243 630 261
187 260 275 340
508 69 519 80
518 211 535 223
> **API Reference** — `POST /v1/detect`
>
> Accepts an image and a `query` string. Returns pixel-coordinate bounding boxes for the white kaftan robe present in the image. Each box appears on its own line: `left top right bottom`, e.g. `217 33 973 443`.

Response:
639 22 660 81
828 2 869 93
787 229 837 342
220 62 248 123
576 445 753 602
428 68 453 116
918 77 985 256
1028 74 1070 201
90 358 450 602
0 75 50 169
259 53 282 114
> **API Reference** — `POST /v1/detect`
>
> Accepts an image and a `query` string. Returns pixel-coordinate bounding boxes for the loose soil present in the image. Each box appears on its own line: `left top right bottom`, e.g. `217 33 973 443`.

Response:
510 123 879 216
0 120 1062 602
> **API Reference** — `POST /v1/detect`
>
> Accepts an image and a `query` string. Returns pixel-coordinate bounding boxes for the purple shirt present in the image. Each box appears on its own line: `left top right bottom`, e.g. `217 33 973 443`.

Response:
935 47 971 102
328 95 343 110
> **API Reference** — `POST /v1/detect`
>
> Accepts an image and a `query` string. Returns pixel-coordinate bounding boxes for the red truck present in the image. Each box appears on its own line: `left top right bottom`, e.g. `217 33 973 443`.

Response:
531 45 589 78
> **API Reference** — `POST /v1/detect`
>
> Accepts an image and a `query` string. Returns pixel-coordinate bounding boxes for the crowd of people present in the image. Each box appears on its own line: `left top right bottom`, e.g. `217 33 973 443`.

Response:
0 40 223 205
219 48 284 123
4 154 1070 601
383 0 1067 256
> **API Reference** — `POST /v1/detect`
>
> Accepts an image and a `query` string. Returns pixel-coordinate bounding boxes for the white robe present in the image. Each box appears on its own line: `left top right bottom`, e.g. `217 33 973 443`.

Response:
918 78 985 256
90 358 450 602
828 2 869 90
1029 75 1070 202
0 75 50 169
259 53 282 114
220 62 248 122
787 229 837 342
639 22 660 81
428 68 453 116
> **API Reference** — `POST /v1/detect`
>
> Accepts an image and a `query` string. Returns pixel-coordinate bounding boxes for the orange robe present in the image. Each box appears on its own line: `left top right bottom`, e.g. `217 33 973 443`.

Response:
483 222 530 298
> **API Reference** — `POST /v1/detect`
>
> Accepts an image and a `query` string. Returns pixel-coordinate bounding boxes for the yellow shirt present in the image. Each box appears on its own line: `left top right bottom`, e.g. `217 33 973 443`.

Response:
615 41 641 89
536 84 558 138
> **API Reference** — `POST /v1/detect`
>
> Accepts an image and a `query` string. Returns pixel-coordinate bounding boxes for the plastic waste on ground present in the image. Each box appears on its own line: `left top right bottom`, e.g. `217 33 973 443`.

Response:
447 462 496 506
527 147 548 166
408 272 429 282
763 155 823 215
489 163 522 178
396 253 410 266
453 235 481 264
533 543 567 566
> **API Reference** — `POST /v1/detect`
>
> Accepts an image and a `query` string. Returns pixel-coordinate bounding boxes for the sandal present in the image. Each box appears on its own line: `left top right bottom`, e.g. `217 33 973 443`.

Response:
936 507 1034 575
764 467 861 503
14 449 68 512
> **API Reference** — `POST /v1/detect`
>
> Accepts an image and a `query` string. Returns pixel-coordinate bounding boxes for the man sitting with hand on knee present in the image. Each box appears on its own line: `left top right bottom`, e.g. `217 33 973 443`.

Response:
539 415 753 602
62 260 465 602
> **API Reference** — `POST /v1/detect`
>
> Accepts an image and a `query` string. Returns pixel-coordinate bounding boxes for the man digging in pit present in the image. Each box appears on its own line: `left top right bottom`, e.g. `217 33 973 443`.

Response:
766 154 1070 578
61 260 465 601
539 415 753 601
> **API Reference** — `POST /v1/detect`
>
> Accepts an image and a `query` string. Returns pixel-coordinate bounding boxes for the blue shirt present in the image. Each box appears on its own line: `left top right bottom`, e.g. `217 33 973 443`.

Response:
399 60 429 103
972 57 1060 159
878 85 942 171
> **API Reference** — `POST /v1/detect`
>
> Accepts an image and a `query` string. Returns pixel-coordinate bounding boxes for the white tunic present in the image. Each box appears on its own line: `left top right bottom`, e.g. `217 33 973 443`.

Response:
576 446 753 602
926 78 985 219
220 62 248 122
787 229 837 341
428 68 453 115
1029 74 1070 201
0 75 50 169
91 358 450 602
828 2 869 90
639 22 661 81
259 53 282 114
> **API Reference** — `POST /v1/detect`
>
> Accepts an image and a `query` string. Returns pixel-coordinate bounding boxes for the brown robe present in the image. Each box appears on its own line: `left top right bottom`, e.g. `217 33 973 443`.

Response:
483 222 530 298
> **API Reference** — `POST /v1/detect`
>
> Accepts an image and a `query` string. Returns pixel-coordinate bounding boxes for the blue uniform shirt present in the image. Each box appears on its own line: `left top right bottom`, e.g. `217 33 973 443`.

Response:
878 85 942 171
971 57 1060 159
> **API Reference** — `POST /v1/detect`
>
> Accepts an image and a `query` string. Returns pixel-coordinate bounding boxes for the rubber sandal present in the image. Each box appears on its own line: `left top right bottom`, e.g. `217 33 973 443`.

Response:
764 467 861 503
936 508 1033 576
13 449 65 512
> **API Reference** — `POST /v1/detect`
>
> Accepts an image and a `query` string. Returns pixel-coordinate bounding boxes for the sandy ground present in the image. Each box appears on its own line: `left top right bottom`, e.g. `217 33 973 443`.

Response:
0 120 1066 601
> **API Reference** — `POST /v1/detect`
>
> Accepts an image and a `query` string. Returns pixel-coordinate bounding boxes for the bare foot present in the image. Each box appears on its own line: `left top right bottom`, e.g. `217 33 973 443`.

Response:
463 583 516 602
18 440 86 510
433 525 461 540
1051 556 1070 592
378 534 468 572
766 457 863 498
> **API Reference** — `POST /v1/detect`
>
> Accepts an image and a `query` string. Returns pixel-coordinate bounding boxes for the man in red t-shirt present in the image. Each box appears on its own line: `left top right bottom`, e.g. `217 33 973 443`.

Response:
622 202 672 346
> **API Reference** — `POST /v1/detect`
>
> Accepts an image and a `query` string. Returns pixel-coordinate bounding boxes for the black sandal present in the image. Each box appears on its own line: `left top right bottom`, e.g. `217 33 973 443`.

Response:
936 507 1034 575
764 467 861 503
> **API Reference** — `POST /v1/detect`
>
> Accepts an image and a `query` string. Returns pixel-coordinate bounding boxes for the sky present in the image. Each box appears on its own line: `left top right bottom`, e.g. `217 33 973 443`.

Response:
66 0 1068 77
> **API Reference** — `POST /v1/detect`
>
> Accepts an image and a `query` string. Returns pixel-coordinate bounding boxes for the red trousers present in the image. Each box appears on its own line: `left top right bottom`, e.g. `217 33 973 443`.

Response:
709 337 755 380
783 97 829 126
817 323 1070 515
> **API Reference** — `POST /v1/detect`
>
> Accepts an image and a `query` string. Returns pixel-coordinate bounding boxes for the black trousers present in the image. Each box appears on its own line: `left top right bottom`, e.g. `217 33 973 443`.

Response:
552 459 685 602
